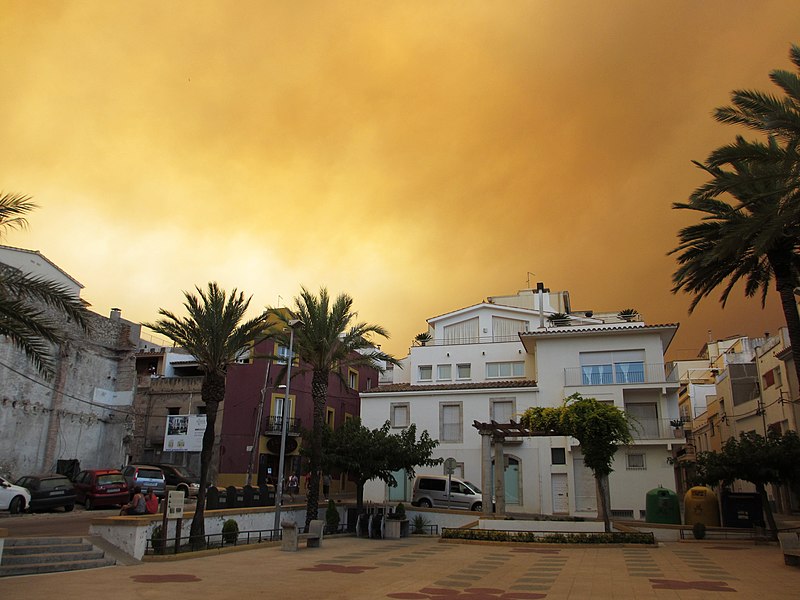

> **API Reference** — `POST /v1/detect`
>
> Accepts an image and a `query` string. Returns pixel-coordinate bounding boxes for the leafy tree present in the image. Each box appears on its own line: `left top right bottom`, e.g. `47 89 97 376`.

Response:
671 44 800 388
0 193 89 376
321 417 441 510
145 283 271 546
269 287 399 529
520 394 632 532
693 430 800 537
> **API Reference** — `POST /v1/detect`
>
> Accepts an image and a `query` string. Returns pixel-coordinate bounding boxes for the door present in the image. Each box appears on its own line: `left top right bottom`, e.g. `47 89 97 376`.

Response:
491 456 521 506
551 473 569 513
388 469 408 501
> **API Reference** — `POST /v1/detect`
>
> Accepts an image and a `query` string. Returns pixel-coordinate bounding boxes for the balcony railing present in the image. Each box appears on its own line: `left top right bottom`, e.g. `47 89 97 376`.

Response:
564 363 678 387
627 418 686 440
264 416 302 435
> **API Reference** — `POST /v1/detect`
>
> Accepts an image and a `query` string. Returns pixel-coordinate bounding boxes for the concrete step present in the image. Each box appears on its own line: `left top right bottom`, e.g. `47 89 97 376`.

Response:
1 536 116 577
0 557 115 577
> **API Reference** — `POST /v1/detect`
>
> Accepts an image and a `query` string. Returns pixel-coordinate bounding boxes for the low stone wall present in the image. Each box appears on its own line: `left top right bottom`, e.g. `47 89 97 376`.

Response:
88 505 321 560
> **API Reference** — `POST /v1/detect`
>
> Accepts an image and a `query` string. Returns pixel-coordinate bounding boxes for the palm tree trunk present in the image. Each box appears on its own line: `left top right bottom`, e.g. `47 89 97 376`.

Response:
305 370 327 530
190 371 225 547
769 251 800 396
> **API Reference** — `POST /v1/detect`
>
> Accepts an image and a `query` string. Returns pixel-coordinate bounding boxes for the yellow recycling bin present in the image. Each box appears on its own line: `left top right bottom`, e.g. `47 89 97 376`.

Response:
683 486 720 527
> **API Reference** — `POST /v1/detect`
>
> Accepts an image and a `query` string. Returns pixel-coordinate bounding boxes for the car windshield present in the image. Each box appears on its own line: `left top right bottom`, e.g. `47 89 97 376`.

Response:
463 481 481 494
40 478 71 491
137 469 163 479
97 474 125 485
169 466 196 478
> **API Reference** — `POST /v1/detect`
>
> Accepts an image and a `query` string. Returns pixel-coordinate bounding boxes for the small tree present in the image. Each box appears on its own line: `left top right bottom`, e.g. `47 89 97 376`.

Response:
321 417 442 510
694 430 800 538
520 393 632 532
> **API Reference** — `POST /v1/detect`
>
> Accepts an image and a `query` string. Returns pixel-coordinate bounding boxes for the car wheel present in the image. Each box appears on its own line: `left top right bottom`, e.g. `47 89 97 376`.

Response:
64 504 74 512
177 484 188 496
471 502 482 512
85 498 93 510
9 496 25 514
418 498 432 508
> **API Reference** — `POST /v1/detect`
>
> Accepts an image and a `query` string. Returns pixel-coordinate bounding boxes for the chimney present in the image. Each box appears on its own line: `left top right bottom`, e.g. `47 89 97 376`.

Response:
110 308 121 321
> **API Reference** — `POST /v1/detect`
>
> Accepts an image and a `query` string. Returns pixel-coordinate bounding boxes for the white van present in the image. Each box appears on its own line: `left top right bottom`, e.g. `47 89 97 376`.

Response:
411 475 483 511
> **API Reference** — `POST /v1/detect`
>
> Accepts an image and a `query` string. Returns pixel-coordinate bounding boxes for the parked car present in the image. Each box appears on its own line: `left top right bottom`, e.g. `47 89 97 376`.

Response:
72 469 129 510
121 464 166 498
0 476 31 514
153 464 200 497
411 475 483 511
15 474 76 512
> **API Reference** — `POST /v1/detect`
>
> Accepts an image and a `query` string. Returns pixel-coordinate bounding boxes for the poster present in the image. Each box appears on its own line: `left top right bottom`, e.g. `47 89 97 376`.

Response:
164 414 206 452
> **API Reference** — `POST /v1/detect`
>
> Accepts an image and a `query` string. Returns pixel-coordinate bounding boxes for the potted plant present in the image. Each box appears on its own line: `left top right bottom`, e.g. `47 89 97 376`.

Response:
222 519 239 544
547 312 571 326
411 514 430 535
617 308 639 322
384 502 409 538
670 418 686 437
415 332 432 346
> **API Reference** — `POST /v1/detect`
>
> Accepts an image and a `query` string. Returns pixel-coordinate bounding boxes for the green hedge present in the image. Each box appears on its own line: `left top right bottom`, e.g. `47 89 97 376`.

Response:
441 528 654 545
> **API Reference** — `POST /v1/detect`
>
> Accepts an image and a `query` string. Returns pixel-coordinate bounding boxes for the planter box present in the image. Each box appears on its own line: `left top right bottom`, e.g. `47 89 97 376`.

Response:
384 519 409 539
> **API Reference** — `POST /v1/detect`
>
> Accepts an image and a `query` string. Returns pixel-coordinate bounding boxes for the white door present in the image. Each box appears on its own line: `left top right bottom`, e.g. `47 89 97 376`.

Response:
551 473 569 513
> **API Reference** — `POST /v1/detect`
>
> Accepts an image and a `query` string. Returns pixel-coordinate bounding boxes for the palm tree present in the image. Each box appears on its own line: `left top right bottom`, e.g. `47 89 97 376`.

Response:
0 193 89 377
145 283 271 545
671 138 800 387
270 287 399 530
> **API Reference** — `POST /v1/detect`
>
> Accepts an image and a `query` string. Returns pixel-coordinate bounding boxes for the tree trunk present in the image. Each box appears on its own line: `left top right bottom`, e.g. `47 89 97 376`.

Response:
756 481 779 540
356 480 365 511
769 251 800 398
305 370 327 530
190 371 225 548
595 474 612 533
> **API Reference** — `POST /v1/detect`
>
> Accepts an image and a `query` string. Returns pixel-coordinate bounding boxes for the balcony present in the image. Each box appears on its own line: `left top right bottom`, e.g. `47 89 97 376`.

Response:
140 376 204 394
564 363 678 387
627 418 686 441
264 415 302 436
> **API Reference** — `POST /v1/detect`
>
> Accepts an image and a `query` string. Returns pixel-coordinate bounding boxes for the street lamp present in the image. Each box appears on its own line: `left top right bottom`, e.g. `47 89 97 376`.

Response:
273 318 303 531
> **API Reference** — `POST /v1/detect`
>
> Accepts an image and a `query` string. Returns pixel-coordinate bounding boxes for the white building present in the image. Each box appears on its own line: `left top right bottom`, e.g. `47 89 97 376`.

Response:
361 284 682 520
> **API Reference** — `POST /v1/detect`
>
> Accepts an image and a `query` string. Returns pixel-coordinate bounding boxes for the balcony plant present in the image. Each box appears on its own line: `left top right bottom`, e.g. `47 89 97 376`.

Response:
414 332 432 346
547 312 571 326
617 308 639 322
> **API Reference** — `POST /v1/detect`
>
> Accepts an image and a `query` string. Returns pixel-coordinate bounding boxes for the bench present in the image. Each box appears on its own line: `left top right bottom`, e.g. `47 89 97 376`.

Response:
778 532 800 566
281 519 324 552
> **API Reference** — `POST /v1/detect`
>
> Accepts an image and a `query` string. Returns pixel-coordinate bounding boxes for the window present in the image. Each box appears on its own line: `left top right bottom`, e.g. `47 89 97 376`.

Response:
272 395 294 421
615 361 645 383
551 448 566 465
390 403 410 428
196 405 207 415
490 398 514 423
486 361 525 378
457 363 471 380
326 407 335 428
625 403 659 438
626 453 646 470
763 368 776 389
443 318 479 344
437 364 452 380
580 350 645 385
440 402 463 442
419 365 433 381
276 343 289 365
167 407 180 416
344 412 354 422
348 368 359 389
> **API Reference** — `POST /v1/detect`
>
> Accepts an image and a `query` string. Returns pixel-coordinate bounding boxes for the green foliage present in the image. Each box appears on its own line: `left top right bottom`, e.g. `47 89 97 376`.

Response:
222 519 239 544
321 417 442 509
521 394 632 477
388 502 406 520
414 332 432 345
150 525 164 552
325 499 340 531
441 528 654 545
547 312 570 323
692 522 706 540
412 514 430 534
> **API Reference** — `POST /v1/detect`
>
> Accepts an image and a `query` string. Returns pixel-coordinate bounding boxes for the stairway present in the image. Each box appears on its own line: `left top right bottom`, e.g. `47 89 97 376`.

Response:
0 536 116 577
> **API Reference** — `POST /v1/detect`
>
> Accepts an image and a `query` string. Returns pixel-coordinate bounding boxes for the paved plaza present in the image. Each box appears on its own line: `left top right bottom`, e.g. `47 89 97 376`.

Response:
4 535 799 599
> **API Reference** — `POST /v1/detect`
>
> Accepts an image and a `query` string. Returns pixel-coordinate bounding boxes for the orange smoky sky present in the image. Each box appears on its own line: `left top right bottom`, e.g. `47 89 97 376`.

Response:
1 1 797 360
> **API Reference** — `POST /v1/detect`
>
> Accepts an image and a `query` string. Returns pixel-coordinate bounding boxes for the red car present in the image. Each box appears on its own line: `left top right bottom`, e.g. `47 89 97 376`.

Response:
72 469 129 510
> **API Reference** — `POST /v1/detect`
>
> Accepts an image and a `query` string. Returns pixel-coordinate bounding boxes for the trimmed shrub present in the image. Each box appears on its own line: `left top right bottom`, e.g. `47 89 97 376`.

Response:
441 528 655 545
222 519 239 544
150 525 164 553
692 522 706 540
325 499 340 533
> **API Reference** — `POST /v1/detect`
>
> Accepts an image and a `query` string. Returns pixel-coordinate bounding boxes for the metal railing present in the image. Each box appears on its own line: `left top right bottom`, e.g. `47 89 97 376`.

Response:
145 527 282 556
628 418 686 440
264 416 302 435
564 363 678 387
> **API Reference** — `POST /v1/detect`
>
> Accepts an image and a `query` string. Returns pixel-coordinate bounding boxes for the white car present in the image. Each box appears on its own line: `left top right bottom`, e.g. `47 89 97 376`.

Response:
0 475 31 513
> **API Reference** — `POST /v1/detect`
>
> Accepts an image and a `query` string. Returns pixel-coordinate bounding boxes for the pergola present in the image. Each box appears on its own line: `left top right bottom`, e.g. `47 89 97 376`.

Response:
472 419 553 516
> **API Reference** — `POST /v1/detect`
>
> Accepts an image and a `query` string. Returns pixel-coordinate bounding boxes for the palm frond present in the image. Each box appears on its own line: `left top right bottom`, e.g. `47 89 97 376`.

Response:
0 193 37 237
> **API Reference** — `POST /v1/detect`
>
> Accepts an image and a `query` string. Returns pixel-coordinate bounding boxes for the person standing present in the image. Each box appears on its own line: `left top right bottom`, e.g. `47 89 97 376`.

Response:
322 473 331 499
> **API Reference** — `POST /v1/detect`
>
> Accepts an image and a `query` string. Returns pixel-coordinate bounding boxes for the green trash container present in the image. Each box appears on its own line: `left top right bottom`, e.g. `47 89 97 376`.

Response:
684 486 720 526
645 486 681 524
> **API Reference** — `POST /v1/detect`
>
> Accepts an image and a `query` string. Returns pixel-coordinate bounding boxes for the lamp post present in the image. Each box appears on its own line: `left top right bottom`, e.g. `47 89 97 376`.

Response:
273 319 303 531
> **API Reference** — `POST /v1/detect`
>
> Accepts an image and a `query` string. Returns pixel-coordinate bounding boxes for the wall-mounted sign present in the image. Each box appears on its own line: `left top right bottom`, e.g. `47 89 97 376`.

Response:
164 414 206 452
